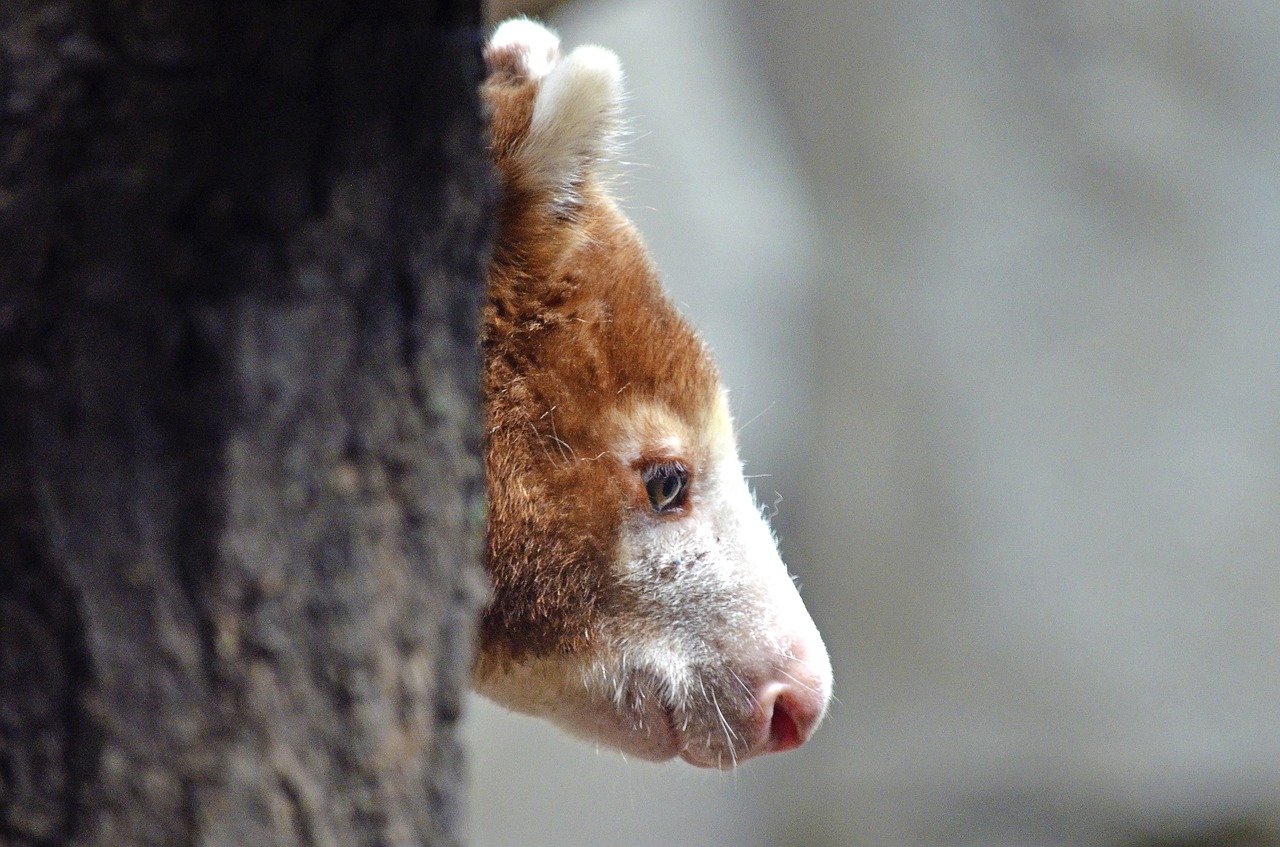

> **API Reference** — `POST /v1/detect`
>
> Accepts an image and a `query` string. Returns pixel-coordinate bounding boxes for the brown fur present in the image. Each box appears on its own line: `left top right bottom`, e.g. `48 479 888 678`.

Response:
480 49 721 663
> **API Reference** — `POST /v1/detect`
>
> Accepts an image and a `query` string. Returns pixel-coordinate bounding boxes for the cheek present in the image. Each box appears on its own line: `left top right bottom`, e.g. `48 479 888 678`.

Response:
614 437 830 676
617 494 790 659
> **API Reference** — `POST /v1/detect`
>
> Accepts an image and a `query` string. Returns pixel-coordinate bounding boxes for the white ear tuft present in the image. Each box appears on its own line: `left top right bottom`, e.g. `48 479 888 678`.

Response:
521 44 624 199
488 17 561 82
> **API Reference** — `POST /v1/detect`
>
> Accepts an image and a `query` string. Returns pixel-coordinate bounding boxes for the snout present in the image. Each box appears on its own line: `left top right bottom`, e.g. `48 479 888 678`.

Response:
679 636 833 768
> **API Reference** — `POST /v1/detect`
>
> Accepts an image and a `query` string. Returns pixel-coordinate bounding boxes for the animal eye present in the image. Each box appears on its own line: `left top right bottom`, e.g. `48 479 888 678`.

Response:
642 462 689 514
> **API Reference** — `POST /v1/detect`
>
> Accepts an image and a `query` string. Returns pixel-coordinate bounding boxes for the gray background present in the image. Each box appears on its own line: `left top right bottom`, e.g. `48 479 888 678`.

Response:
465 2 1280 845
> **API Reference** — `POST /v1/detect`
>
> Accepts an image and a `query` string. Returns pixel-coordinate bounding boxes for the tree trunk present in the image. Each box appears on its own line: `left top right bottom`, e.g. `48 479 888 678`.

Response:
0 2 490 845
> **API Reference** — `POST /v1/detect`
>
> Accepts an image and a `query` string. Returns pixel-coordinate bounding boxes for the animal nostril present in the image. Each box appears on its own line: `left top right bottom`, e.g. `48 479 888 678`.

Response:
758 682 822 755
767 693 803 752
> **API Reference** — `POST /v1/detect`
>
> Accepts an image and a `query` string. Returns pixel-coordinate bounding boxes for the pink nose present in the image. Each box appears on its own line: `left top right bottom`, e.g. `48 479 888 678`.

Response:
757 670 829 755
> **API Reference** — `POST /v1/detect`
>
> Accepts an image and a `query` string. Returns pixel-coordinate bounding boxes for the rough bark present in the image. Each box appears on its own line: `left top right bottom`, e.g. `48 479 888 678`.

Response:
0 1 491 845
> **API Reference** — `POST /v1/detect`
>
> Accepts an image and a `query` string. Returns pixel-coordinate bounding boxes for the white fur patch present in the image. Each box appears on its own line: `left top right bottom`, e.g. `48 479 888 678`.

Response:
488 17 560 81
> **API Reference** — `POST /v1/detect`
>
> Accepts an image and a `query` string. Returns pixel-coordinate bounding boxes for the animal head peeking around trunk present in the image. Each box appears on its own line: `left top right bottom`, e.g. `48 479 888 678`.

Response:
475 18 832 769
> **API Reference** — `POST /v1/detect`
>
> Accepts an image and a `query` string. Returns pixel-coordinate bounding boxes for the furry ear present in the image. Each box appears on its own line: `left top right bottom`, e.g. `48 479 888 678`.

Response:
524 45 622 196
486 17 561 83
485 19 623 204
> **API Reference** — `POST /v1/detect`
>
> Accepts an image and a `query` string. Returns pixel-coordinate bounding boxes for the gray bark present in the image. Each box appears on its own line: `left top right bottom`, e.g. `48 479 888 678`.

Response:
0 2 491 845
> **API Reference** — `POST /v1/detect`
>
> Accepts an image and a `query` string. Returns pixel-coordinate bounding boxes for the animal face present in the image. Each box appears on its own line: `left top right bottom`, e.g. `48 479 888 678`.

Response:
475 18 832 769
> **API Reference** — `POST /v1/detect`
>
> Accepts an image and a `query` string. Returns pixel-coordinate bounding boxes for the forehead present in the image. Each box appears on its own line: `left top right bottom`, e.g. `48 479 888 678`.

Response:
507 269 726 453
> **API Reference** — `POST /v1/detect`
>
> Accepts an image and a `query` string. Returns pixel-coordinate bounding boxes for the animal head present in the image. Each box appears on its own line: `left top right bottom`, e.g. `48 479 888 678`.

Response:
475 18 832 769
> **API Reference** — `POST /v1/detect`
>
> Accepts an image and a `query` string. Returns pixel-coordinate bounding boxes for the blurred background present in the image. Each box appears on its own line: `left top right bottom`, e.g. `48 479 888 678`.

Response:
465 2 1280 845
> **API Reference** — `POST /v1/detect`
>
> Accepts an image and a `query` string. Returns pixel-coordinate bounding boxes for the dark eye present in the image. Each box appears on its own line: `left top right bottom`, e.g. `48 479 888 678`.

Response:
643 462 689 514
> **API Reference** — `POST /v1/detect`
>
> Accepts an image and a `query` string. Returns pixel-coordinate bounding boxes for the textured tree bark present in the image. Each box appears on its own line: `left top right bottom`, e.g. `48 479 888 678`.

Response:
0 1 490 845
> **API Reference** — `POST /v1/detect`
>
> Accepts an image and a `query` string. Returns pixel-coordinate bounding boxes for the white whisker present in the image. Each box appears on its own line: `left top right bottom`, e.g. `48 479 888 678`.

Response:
736 400 776 435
